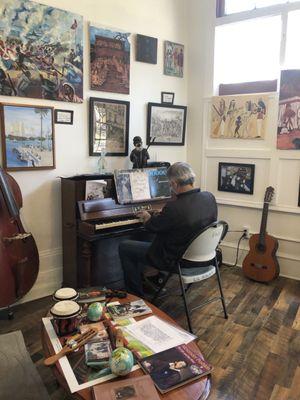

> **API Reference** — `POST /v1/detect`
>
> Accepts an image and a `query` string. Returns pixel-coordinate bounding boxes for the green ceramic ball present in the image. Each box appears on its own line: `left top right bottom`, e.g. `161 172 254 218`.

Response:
87 302 103 322
109 347 134 376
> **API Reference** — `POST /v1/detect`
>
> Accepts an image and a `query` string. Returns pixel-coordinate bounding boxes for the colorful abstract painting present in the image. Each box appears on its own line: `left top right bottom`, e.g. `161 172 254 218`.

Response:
211 94 269 139
0 0 83 102
164 41 184 78
90 25 130 94
277 70 300 150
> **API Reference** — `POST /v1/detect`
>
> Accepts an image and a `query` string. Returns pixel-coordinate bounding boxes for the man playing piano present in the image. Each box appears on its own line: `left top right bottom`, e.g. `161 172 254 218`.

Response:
119 162 217 297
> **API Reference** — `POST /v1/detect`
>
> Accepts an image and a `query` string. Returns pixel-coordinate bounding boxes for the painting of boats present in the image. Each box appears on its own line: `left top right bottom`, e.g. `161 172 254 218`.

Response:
1 103 55 170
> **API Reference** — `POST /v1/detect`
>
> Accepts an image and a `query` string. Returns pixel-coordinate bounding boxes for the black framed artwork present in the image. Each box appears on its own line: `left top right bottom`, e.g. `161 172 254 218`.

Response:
161 92 174 104
54 109 74 125
146 103 187 146
218 162 255 194
89 97 129 157
136 34 157 64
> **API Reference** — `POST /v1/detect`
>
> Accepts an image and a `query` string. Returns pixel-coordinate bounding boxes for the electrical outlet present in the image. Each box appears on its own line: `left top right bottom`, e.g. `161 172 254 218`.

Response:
243 226 250 239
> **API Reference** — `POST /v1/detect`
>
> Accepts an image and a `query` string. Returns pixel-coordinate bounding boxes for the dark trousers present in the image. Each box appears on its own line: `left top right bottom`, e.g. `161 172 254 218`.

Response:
119 240 152 297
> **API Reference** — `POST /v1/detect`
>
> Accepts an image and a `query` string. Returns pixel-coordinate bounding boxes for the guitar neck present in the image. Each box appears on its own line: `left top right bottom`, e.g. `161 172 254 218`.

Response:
259 202 269 246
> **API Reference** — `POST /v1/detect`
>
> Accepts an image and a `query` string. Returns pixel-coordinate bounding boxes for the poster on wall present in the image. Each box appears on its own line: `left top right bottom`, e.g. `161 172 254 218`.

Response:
277 70 300 150
164 41 184 78
89 25 130 94
211 94 269 139
0 103 55 170
0 0 83 103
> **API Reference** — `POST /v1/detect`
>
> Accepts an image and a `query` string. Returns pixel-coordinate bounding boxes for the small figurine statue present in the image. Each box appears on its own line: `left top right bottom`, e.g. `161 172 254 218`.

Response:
130 136 149 169
97 147 107 174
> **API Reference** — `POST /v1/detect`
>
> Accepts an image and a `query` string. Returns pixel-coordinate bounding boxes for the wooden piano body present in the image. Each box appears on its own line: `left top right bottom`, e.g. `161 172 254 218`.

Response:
61 173 169 288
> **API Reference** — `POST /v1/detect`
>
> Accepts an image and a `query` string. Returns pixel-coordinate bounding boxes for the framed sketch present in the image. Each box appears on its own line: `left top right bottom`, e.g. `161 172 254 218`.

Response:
218 162 255 195
146 103 187 146
161 92 174 104
55 110 74 125
164 41 184 78
0 103 55 171
136 34 157 64
0 0 83 103
89 97 130 156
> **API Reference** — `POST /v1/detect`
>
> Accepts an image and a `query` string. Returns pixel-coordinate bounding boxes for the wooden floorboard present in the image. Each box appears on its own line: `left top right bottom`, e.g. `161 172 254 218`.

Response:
0 266 299 399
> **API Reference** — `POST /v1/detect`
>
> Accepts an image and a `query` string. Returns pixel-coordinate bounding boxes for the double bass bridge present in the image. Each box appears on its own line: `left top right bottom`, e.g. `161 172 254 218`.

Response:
2 233 32 244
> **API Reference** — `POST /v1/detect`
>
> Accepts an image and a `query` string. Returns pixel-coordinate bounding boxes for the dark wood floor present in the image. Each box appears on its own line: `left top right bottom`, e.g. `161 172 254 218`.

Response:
1 266 300 400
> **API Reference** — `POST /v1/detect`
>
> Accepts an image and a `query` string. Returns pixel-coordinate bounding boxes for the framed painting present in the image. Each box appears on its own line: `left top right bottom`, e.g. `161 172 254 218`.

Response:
161 92 174 104
54 109 73 125
218 163 255 195
0 103 55 171
0 0 83 103
89 25 130 94
89 97 130 157
164 41 184 78
146 103 187 146
211 94 269 139
136 34 157 64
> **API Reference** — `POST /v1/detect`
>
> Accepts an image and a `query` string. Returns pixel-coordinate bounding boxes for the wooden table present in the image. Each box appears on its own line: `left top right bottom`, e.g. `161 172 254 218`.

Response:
42 294 211 400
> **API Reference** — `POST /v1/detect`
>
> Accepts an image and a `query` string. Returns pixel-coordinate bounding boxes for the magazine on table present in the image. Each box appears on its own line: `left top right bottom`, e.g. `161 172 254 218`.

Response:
42 317 139 393
139 344 212 393
107 299 152 320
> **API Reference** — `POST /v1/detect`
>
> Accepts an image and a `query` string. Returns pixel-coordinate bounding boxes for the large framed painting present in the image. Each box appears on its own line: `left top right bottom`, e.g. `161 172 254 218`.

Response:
146 103 187 146
277 70 300 150
211 94 269 139
0 103 55 170
164 41 184 78
89 97 130 157
89 25 130 94
218 162 255 195
0 0 83 103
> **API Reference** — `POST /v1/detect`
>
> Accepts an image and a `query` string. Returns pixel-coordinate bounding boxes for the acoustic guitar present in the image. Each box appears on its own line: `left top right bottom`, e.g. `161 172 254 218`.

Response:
242 186 279 282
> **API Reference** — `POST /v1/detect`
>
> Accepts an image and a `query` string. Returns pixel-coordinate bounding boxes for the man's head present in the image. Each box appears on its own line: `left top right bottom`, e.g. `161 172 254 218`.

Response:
167 162 196 194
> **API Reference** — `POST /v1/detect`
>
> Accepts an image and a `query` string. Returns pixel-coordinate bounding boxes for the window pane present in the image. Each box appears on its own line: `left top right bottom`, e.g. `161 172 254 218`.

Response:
225 0 255 14
214 16 281 87
285 10 300 68
255 0 287 6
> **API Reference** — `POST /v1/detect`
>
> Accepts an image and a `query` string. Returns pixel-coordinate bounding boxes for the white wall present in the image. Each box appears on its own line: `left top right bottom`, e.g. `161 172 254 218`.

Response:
0 0 188 302
187 0 300 280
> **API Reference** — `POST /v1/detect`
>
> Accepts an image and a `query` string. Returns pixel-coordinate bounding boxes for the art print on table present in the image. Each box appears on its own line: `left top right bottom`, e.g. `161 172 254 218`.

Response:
0 103 55 170
164 41 184 78
146 103 187 146
277 70 300 150
0 0 83 102
211 94 269 139
218 162 255 195
136 34 157 64
90 25 130 94
89 97 129 157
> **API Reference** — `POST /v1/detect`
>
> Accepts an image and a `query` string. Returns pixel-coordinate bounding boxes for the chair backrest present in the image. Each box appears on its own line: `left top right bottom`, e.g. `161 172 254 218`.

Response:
182 221 228 263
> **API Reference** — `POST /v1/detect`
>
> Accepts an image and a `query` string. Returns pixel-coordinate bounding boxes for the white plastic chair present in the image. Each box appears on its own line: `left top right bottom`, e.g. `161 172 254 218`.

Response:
151 221 228 333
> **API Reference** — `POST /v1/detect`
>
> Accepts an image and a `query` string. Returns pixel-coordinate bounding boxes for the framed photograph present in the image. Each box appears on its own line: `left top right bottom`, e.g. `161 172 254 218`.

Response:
146 103 187 146
164 41 184 78
136 34 157 64
0 103 55 171
89 97 129 156
54 109 74 125
161 92 174 104
218 162 255 195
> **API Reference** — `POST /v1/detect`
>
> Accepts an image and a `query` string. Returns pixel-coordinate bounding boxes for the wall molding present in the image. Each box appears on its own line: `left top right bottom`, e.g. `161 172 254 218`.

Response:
217 198 300 215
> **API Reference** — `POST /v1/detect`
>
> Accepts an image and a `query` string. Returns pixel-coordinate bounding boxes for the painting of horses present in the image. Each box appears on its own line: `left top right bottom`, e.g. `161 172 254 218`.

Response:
90 25 130 94
0 0 83 102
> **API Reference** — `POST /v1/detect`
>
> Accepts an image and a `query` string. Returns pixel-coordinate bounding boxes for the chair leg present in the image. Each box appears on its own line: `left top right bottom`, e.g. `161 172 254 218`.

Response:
177 264 193 334
214 257 228 319
151 271 172 303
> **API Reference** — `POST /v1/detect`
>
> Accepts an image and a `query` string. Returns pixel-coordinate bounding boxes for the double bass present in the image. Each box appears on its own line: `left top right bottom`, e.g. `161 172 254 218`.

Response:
0 167 39 311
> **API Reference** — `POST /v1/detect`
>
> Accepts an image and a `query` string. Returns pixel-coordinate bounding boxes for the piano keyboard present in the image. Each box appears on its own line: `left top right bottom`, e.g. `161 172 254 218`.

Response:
95 218 141 231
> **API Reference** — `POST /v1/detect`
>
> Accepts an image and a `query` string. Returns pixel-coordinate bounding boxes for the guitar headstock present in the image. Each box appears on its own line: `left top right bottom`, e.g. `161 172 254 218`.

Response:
264 186 275 203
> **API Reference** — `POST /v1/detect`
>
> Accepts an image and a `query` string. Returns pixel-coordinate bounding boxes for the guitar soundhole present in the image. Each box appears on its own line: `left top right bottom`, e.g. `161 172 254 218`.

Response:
255 244 265 253
251 263 267 270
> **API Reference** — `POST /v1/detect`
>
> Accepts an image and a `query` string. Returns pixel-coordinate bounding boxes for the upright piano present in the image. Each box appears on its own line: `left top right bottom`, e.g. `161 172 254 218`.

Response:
61 173 169 288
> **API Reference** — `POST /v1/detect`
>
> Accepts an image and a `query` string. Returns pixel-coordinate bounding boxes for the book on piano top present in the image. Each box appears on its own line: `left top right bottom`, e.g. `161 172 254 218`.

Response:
139 344 212 394
106 299 152 320
92 375 160 400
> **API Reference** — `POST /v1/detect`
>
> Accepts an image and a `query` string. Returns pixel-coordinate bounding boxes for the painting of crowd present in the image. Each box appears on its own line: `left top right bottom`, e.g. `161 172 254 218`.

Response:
90 26 130 94
164 41 184 78
0 0 83 102
211 94 268 139
277 70 300 149
218 163 255 195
